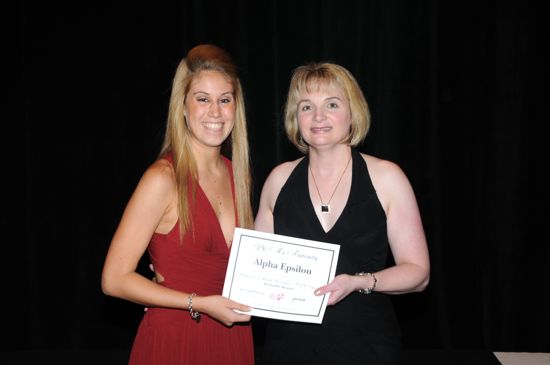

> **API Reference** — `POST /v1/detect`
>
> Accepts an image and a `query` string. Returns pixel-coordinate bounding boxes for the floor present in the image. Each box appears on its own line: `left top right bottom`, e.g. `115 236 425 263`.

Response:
494 352 550 365
1 349 549 364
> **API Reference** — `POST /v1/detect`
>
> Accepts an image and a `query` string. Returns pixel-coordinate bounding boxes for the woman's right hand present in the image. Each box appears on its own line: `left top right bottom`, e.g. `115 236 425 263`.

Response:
149 264 165 284
196 295 252 327
148 265 251 326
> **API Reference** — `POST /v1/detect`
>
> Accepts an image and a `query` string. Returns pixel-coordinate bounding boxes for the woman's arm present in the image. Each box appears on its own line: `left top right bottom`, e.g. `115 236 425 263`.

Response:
315 156 430 304
101 160 180 306
101 160 251 326
366 157 430 294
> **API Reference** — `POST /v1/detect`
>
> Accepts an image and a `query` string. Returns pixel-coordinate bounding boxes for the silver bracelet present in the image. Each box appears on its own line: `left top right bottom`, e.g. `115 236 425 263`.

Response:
187 293 201 323
355 272 377 294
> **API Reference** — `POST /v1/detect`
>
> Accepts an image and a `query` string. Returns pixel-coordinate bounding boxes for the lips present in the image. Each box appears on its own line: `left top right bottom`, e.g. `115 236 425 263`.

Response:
311 126 332 133
203 122 224 130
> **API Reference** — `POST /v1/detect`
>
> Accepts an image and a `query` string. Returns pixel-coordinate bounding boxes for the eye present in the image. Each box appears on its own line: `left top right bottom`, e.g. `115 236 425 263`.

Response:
300 104 312 112
220 97 233 104
197 96 209 103
327 101 339 109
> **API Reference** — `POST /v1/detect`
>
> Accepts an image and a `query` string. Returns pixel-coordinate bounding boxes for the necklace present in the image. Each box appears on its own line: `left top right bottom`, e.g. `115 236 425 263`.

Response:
309 154 352 214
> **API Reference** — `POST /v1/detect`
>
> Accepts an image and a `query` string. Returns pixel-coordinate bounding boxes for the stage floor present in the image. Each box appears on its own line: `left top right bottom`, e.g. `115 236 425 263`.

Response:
1 349 549 364
494 352 550 365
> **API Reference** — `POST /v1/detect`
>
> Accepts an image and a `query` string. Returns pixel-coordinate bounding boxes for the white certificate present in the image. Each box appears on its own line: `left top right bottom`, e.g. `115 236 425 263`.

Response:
222 228 340 324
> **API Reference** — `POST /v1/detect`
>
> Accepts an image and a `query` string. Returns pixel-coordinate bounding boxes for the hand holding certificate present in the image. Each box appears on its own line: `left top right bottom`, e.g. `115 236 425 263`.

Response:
222 228 340 324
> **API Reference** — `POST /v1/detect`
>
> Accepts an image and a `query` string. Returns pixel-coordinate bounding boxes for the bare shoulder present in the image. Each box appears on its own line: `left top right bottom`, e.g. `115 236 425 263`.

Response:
259 157 304 208
255 157 304 231
136 158 176 198
264 157 304 190
267 158 303 180
146 157 175 180
361 153 409 188
148 157 175 176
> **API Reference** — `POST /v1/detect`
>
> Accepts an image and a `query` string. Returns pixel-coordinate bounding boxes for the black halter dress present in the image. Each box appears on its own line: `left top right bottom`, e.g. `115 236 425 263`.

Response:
259 148 401 365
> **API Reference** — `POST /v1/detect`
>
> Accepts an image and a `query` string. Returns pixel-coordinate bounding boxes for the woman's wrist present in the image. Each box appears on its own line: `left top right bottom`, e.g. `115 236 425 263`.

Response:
187 293 201 323
355 272 377 294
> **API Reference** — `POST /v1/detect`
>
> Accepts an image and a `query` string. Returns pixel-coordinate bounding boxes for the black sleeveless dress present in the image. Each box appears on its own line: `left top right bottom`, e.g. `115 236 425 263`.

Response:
259 149 401 365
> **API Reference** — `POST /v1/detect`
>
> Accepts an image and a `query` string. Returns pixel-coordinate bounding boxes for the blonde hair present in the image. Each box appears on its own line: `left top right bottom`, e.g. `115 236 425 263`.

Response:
159 44 253 236
284 62 371 154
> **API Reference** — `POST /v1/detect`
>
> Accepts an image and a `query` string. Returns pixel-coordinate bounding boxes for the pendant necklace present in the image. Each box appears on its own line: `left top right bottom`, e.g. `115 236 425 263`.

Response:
309 154 352 214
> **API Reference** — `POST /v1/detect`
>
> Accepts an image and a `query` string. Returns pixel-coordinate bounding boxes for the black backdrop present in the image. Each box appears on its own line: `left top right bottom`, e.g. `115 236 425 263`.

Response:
10 0 549 356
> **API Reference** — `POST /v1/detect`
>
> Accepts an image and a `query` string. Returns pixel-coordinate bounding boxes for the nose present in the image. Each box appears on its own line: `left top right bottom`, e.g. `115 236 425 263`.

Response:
313 107 325 122
209 102 221 117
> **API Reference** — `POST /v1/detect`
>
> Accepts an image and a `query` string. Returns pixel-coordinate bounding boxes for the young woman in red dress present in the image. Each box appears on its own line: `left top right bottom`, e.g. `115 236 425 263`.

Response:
102 44 255 364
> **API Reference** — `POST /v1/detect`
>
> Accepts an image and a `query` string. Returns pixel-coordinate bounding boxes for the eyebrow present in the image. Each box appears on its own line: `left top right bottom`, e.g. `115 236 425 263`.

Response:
298 96 343 103
192 91 234 96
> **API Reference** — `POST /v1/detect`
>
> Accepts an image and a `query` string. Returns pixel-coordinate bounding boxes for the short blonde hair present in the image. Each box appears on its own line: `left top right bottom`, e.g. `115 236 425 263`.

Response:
160 44 253 235
284 62 371 153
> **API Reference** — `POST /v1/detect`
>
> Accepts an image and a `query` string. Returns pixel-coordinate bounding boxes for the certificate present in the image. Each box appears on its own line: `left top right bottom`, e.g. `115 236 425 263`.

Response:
222 228 340 324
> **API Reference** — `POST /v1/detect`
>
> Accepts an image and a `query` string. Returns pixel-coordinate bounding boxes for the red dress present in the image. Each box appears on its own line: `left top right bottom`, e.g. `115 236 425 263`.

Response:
128 157 254 364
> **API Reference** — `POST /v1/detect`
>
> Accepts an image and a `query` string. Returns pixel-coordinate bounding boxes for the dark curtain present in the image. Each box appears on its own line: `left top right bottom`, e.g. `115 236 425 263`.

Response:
9 0 548 355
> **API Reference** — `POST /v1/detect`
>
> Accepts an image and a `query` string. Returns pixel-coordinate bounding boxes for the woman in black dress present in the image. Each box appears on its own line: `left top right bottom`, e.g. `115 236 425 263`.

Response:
254 62 430 364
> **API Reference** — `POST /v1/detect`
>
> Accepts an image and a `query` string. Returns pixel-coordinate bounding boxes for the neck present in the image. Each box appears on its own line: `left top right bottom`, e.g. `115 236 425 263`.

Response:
308 146 352 176
190 145 225 175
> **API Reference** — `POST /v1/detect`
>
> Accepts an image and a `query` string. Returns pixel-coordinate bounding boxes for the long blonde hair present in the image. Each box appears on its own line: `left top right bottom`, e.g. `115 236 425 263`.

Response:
159 44 253 236
284 62 371 154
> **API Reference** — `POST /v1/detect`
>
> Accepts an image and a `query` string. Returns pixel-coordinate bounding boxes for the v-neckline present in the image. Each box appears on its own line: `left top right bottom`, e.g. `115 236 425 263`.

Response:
196 159 236 250
306 154 354 235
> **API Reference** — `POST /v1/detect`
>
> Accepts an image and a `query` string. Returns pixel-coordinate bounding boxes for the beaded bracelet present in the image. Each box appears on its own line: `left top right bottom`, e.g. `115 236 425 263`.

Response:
355 272 377 294
187 293 201 323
